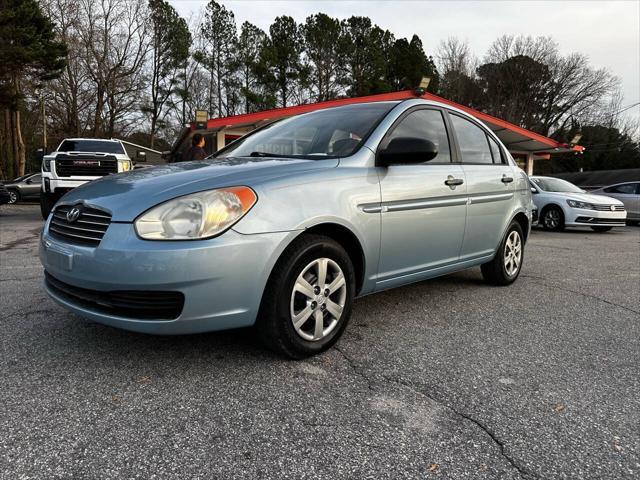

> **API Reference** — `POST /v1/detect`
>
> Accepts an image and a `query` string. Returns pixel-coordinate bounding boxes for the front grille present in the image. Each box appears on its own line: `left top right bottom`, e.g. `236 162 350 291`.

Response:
45 272 184 320
575 216 626 225
593 204 625 212
49 204 111 246
54 154 118 177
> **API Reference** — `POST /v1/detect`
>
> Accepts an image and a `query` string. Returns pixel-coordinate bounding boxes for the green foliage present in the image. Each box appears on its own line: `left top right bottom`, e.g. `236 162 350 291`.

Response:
235 21 272 112
547 124 640 173
475 55 550 129
146 0 191 146
387 35 439 93
0 0 67 107
197 0 237 116
302 13 344 101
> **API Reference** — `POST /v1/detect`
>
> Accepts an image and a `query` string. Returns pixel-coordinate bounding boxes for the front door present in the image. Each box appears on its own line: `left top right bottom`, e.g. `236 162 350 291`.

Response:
376 108 467 289
447 113 515 260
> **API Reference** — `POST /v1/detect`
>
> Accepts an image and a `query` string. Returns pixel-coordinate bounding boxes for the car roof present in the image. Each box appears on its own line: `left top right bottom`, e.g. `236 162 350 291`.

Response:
62 138 121 142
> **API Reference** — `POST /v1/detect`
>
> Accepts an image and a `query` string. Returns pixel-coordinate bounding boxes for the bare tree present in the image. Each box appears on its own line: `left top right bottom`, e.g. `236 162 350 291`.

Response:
78 0 150 137
437 37 474 76
42 0 96 141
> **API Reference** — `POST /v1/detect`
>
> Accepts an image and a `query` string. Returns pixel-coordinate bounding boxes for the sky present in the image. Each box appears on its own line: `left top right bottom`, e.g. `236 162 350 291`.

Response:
169 0 640 122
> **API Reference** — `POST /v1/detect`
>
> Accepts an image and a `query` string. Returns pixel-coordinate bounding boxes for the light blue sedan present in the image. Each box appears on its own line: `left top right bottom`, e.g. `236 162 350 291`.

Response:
40 99 532 358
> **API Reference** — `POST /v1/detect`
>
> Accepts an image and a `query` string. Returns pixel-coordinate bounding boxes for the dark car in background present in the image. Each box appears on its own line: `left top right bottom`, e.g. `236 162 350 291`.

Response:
0 182 11 205
3 173 41 204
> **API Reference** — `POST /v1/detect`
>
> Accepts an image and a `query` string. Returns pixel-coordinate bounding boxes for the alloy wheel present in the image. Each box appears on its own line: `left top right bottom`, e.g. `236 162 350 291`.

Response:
544 209 560 229
290 257 347 342
8 191 17 204
503 230 522 277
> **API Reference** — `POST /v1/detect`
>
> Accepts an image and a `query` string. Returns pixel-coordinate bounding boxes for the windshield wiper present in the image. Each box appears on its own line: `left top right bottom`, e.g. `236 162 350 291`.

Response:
249 151 282 157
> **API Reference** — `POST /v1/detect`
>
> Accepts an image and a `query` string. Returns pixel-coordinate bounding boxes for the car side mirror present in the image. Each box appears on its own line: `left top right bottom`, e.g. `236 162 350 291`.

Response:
136 151 147 163
378 137 438 166
530 187 537 194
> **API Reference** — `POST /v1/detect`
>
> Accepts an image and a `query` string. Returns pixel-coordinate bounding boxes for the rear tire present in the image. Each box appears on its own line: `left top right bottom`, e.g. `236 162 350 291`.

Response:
256 234 355 359
481 220 524 286
40 192 57 219
591 226 612 232
7 189 19 204
541 205 565 232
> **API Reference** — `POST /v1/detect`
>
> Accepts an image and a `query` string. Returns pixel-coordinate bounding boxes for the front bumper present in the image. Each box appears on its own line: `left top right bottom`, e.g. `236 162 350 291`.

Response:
565 207 626 227
41 173 92 193
40 220 293 334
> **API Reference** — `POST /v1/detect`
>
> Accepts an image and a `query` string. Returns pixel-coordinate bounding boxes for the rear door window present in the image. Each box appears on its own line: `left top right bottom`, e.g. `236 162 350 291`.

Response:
385 109 451 163
487 136 504 164
450 114 493 164
604 183 637 194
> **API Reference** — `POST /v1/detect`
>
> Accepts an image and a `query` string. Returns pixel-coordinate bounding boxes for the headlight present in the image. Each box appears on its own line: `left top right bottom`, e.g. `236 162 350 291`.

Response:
42 157 52 172
567 199 594 209
135 186 257 240
121 161 132 172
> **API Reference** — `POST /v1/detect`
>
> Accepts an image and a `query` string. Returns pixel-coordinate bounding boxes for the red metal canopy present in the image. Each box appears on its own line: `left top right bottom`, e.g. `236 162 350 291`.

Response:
179 89 583 156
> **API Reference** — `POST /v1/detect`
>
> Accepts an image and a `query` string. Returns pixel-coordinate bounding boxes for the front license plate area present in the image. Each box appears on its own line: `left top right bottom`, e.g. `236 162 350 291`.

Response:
46 244 73 271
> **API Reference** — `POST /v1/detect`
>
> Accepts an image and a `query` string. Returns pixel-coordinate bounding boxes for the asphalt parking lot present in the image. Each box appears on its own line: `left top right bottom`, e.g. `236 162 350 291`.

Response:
1 203 639 480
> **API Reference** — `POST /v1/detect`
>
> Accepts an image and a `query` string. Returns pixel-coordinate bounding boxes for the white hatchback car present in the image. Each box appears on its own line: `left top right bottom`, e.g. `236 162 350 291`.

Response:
530 176 626 232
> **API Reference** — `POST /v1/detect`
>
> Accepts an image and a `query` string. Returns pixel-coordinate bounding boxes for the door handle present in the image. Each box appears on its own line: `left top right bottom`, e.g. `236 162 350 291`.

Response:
501 175 514 183
445 176 464 187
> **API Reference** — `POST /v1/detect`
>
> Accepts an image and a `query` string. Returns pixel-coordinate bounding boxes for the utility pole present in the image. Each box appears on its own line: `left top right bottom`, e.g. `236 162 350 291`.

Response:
35 86 47 153
41 89 47 153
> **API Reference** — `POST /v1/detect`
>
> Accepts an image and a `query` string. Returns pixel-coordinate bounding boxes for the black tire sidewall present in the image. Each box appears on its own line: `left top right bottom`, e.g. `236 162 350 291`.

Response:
40 193 56 219
272 237 355 357
542 206 564 231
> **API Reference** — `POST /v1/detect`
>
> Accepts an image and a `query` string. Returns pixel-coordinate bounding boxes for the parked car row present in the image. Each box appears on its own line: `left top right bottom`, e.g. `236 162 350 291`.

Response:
530 176 630 232
1 173 42 204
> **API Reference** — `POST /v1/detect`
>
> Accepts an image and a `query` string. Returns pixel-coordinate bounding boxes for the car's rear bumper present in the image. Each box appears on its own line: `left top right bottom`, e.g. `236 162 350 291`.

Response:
40 221 294 334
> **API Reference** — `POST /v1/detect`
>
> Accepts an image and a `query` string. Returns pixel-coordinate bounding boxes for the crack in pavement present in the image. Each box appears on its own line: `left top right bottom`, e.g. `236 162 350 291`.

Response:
333 343 536 480
391 378 538 480
525 279 640 316
333 343 376 392
0 227 41 252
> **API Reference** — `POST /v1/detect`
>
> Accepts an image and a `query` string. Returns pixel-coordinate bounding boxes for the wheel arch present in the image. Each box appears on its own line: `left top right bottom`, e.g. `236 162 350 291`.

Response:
539 202 565 221
300 223 366 295
512 211 530 242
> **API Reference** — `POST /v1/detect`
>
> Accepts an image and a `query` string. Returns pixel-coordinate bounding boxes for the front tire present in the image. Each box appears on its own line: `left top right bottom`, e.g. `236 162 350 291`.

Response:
591 226 613 232
481 221 524 286
257 234 355 359
541 205 565 231
7 189 19 204
40 192 57 219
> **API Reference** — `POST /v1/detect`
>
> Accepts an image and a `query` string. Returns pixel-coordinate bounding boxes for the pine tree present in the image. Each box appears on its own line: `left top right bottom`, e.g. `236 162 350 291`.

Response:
146 0 191 148
0 0 66 177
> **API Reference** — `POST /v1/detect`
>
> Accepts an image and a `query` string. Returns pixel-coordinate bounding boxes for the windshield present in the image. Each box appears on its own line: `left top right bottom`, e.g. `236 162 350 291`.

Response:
58 140 125 155
531 177 584 193
216 102 398 159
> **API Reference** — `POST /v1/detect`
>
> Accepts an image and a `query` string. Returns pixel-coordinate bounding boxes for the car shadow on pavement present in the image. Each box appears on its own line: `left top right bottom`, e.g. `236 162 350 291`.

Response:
39 269 482 366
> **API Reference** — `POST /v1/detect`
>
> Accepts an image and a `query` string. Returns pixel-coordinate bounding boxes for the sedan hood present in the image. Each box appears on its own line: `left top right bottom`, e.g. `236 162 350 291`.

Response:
561 192 624 205
58 157 338 221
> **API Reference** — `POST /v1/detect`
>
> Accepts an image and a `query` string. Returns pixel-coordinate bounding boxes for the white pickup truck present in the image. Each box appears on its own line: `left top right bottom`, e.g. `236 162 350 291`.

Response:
40 138 133 218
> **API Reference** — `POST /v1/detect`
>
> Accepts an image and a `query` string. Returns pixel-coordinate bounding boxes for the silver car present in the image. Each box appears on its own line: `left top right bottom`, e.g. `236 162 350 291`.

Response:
40 99 532 358
590 182 639 225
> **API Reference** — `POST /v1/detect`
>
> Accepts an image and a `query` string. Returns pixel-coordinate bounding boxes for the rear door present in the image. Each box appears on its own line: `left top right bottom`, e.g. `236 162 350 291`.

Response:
448 113 515 260
376 107 467 288
603 183 640 220
23 174 42 198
